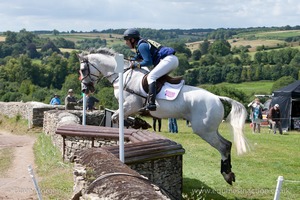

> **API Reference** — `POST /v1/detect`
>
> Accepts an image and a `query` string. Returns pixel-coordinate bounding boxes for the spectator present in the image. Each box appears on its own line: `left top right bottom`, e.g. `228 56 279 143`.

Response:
50 94 61 105
168 118 178 133
65 89 77 110
267 104 283 134
152 117 162 132
248 98 264 133
78 93 99 111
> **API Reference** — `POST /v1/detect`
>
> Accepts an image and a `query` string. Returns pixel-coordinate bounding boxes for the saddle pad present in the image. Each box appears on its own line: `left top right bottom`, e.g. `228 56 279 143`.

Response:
157 80 185 100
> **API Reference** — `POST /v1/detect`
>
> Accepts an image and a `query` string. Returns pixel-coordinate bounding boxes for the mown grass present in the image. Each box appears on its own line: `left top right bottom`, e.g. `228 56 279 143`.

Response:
34 133 73 199
143 117 300 200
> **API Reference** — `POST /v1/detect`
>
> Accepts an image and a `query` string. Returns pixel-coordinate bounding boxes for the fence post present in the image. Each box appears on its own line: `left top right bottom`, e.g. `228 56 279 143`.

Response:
274 176 284 200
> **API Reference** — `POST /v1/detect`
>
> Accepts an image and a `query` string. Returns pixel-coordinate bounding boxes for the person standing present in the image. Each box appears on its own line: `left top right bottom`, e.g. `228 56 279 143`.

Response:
65 89 77 110
248 98 264 133
50 94 61 105
268 104 283 134
168 118 178 133
123 28 178 111
78 93 99 111
152 117 162 132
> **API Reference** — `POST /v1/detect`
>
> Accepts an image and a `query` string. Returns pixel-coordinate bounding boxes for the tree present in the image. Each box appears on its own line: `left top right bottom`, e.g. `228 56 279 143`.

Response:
26 43 40 58
53 29 59 35
172 53 190 76
184 69 198 86
41 40 61 55
208 40 231 56
225 65 242 83
207 65 222 84
200 39 210 55
61 74 82 96
192 49 201 60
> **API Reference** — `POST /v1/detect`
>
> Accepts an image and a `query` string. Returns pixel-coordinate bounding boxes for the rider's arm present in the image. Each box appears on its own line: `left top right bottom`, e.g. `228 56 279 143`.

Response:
137 43 153 67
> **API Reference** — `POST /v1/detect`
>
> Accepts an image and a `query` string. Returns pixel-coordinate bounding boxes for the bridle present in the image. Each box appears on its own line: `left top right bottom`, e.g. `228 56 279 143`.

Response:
80 56 148 99
80 58 118 84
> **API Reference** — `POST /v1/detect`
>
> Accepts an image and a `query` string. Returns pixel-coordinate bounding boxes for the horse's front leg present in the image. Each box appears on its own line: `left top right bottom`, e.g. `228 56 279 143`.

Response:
111 96 143 123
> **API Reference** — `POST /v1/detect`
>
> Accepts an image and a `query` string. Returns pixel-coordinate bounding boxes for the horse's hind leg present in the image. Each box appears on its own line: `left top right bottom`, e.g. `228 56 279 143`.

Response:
216 131 236 185
195 129 235 185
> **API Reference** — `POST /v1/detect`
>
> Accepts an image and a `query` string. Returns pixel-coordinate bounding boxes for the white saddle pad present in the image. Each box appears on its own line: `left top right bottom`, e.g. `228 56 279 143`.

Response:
140 80 185 101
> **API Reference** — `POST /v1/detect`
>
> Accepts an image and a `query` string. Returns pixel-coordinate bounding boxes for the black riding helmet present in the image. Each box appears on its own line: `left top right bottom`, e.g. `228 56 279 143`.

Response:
123 28 140 40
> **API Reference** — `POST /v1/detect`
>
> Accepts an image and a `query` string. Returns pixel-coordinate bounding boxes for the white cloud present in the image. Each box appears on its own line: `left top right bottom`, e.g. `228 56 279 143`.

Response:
0 0 299 32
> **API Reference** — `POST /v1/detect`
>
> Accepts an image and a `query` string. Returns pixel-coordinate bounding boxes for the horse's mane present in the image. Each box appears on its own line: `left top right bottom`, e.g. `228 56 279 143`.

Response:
89 47 116 56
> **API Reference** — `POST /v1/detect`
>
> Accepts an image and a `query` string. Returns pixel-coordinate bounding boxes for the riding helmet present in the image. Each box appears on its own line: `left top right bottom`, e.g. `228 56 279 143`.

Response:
123 28 140 40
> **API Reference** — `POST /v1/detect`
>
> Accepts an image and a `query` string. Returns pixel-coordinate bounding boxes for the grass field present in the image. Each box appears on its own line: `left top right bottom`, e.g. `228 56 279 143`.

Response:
143 117 300 200
255 30 300 40
39 33 124 48
214 81 274 97
1 112 299 199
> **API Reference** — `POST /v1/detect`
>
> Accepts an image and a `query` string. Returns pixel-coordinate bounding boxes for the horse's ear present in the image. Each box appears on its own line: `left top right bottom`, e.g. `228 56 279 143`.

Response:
77 53 82 60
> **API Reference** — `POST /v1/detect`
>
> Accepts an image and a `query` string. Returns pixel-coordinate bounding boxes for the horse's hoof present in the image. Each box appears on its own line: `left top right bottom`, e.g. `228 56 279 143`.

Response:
222 172 235 185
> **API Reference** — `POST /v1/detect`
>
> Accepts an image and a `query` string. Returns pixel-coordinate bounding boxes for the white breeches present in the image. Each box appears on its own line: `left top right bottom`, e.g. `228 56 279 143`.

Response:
147 54 179 84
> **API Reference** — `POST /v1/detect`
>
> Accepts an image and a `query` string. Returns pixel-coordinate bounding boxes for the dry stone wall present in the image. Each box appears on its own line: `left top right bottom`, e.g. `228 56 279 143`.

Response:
0 101 184 199
0 101 64 128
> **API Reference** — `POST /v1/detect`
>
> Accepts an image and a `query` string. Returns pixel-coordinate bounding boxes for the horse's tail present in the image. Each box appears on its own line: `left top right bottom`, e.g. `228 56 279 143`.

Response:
219 96 249 155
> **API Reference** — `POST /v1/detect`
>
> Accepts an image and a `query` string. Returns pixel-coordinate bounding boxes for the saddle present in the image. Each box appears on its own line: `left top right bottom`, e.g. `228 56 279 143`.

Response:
142 74 183 93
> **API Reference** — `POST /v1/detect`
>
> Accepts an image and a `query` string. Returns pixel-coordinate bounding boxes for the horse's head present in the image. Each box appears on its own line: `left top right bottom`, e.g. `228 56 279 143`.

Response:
77 48 123 94
77 54 99 94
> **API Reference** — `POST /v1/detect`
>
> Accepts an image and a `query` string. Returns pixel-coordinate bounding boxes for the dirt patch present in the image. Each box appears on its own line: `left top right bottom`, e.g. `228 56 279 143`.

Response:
0 131 39 200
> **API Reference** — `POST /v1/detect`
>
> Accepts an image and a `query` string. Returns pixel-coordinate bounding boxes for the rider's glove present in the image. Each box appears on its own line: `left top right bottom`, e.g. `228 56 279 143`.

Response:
130 61 141 69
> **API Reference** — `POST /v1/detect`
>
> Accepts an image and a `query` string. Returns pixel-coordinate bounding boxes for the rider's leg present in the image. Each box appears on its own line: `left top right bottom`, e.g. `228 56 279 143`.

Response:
147 81 157 111
146 55 178 111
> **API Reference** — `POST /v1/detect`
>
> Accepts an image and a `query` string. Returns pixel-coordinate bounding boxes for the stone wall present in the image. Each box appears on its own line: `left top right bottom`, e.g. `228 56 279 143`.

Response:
129 156 183 198
0 101 184 199
0 101 65 128
64 135 121 161
43 110 105 152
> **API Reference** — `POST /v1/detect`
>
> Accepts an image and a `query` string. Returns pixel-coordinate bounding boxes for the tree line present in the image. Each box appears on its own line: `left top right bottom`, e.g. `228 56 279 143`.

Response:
0 27 299 109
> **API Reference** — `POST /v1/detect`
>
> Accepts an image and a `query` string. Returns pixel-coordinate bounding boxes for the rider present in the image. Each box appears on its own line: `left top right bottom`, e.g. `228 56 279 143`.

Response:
123 28 179 111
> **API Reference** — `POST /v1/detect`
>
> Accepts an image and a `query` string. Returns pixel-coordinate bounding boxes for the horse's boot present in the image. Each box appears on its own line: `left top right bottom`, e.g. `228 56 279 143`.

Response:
147 82 157 111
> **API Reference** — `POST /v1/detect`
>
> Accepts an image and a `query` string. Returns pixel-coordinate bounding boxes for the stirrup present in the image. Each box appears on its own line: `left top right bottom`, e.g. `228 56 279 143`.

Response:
138 104 156 113
147 103 156 111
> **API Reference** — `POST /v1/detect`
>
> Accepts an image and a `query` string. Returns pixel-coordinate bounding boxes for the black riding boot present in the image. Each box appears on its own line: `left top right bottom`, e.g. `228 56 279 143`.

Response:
147 82 157 111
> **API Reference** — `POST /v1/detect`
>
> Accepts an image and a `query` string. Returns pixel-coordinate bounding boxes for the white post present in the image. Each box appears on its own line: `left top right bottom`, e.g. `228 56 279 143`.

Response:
28 165 42 200
27 110 31 129
274 176 284 200
82 93 86 126
114 54 125 162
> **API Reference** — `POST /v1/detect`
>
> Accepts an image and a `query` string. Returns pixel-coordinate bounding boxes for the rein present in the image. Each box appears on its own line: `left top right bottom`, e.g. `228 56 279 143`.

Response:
81 56 148 100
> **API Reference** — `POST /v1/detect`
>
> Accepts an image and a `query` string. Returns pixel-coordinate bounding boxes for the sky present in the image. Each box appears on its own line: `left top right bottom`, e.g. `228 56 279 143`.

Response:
0 0 300 32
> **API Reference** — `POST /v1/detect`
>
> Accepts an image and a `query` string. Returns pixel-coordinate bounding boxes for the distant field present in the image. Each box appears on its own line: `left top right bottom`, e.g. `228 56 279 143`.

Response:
0 36 5 42
255 30 300 40
39 33 124 47
203 81 274 97
228 38 285 52
187 30 300 53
